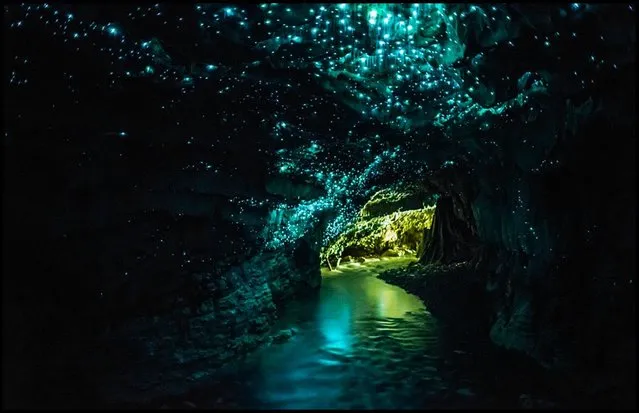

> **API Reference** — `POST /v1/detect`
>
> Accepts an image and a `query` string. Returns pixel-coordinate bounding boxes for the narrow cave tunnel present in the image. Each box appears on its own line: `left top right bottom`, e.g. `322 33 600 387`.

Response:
3 3 636 410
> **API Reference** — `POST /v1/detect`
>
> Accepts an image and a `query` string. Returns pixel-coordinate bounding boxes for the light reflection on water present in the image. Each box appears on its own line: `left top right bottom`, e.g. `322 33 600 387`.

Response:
197 258 531 409
250 258 438 409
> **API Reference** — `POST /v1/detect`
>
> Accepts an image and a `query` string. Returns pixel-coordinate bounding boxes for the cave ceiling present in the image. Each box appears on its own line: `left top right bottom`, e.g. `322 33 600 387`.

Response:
5 3 635 248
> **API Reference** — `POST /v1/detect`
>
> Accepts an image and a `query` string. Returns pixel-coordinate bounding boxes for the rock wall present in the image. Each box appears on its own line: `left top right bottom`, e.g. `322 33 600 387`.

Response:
467 112 636 372
386 106 634 407
400 15 636 403
404 93 635 407
89 244 321 405
2 129 323 408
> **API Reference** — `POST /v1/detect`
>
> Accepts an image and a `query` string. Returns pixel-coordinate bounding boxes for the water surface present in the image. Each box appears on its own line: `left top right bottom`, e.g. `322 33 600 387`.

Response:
188 257 550 409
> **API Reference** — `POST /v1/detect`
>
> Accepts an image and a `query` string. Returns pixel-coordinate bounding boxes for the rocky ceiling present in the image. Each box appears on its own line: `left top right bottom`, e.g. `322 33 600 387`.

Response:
4 3 635 251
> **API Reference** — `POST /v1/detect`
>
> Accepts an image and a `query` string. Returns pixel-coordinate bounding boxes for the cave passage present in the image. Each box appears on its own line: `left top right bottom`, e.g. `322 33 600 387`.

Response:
166 257 553 409
3 3 634 410
321 186 438 269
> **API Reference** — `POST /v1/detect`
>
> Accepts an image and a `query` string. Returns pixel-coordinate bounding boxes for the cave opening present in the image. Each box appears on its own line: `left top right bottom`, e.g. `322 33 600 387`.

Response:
320 168 483 273
319 185 434 270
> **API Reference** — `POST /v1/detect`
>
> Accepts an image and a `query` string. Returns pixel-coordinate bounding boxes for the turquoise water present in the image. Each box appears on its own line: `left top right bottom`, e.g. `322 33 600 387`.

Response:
180 258 554 409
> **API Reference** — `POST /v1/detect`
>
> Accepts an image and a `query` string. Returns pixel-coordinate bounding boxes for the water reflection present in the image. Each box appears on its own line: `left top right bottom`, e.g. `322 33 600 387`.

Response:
318 263 427 353
247 258 446 409
195 258 544 409
318 292 353 352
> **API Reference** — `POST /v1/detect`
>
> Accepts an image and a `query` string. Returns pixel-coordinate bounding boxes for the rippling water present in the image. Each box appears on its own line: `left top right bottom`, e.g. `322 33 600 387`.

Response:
185 258 553 409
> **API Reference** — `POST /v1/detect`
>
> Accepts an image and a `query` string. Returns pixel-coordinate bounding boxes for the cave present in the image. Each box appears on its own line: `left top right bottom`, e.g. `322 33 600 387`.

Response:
3 3 636 410
321 185 438 269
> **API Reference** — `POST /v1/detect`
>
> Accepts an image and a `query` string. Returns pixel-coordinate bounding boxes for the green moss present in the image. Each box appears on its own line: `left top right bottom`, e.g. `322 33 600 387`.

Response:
321 204 435 267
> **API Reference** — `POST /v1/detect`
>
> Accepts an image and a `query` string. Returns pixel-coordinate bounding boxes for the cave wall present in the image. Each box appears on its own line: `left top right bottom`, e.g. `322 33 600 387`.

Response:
89 241 321 405
2 129 324 407
401 8 637 383
416 96 635 385
418 181 479 265
477 115 636 377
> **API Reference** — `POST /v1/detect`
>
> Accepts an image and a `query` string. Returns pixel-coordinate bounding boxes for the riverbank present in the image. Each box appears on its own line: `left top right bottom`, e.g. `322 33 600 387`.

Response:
378 260 635 409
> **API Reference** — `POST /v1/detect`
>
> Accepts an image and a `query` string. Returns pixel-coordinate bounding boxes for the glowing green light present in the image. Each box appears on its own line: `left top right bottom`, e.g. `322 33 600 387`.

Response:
369 9 377 18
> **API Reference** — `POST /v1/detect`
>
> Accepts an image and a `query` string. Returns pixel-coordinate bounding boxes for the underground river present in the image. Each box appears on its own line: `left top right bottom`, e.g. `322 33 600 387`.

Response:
160 257 559 409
